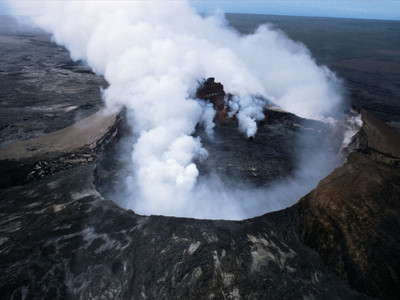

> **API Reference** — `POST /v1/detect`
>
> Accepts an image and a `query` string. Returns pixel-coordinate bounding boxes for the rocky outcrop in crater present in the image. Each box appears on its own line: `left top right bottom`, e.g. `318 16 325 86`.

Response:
193 78 338 187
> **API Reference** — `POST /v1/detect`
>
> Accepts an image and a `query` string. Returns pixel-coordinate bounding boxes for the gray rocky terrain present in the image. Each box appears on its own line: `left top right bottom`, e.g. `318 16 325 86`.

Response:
0 16 107 149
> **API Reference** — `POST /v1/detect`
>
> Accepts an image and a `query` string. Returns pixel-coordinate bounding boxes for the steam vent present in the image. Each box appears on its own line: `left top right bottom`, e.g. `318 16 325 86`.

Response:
1 14 400 300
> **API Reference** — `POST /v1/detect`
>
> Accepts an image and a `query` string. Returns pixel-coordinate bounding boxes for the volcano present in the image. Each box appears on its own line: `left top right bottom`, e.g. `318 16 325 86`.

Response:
0 15 400 300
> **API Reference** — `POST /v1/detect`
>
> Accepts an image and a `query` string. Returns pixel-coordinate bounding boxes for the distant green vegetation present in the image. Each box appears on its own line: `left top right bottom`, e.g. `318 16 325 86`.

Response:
226 14 400 65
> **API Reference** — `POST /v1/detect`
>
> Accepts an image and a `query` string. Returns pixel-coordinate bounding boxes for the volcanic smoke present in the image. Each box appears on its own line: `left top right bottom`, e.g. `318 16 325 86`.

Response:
8 1 347 219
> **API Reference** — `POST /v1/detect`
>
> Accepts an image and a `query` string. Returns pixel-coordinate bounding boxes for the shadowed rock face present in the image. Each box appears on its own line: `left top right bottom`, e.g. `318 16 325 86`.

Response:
196 77 228 124
297 110 400 299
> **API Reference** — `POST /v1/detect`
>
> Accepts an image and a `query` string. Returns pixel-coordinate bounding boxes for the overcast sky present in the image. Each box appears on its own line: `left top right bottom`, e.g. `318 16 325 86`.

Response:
0 1 399 21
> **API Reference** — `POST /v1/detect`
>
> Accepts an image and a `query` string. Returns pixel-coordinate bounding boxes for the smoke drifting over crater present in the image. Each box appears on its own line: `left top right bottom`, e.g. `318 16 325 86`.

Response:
9 1 347 219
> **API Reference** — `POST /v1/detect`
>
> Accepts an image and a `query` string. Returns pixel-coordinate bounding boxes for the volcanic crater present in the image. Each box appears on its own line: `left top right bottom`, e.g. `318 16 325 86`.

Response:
0 15 399 300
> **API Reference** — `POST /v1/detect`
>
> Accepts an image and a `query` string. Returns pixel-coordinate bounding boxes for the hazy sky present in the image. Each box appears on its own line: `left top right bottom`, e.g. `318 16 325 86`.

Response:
191 0 400 21
0 1 399 20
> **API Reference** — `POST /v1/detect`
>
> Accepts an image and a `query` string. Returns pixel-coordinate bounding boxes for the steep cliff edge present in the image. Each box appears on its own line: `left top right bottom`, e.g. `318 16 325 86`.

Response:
0 109 126 188
297 109 400 299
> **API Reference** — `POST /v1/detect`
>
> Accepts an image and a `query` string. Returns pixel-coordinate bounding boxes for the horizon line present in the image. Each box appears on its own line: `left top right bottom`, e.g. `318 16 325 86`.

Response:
222 12 400 22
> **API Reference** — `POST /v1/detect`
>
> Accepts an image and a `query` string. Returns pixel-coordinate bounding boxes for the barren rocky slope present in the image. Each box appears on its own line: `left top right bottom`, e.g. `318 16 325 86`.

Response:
0 16 107 149
297 110 400 299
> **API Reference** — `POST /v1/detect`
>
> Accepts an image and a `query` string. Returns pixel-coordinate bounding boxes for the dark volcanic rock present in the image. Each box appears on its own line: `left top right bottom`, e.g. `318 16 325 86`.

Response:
196 77 225 103
194 78 336 186
297 110 400 299
0 16 108 148
196 113 333 186
196 77 228 124
330 63 400 132
0 164 369 299
0 75 371 299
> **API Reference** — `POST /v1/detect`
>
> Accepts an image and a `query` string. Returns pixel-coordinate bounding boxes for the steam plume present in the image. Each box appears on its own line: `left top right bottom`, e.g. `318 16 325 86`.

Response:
9 1 345 219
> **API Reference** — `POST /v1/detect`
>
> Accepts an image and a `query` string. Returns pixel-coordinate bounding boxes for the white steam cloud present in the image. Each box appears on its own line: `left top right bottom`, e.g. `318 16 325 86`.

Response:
9 1 345 219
